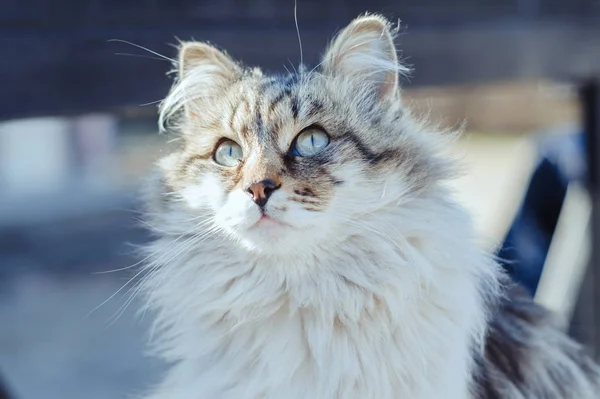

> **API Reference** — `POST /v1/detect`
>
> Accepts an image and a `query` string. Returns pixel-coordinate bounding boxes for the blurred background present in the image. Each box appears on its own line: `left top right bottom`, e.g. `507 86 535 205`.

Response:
1 1 599 398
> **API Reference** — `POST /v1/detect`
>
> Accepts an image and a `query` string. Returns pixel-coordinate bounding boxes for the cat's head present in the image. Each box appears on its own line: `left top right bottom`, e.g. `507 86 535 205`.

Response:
151 15 450 255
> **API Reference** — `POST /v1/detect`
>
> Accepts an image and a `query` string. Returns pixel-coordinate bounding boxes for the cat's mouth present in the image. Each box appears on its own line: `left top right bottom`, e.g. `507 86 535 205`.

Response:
248 213 291 230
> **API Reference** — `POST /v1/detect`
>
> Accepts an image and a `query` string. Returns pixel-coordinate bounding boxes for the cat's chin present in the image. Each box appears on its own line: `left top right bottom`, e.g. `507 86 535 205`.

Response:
234 216 323 255
237 216 296 251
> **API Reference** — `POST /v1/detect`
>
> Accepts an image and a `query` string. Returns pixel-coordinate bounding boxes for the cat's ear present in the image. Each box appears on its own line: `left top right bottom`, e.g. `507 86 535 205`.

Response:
321 15 405 103
178 42 240 83
160 42 241 129
177 42 241 115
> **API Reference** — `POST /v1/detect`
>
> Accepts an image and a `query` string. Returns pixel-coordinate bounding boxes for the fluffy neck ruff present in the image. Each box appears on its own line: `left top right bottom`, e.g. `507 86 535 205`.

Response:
145 188 497 399
141 189 500 399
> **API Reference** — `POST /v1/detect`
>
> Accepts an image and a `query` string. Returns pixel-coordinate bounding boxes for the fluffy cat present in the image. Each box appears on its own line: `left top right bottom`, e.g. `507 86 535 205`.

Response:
138 14 600 398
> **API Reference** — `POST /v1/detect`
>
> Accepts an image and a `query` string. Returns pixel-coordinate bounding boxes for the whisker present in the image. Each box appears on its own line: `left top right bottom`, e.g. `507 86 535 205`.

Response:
133 217 165 233
88 217 216 318
139 223 222 315
114 52 171 62
108 39 176 63
287 59 298 75
93 227 198 275
139 98 165 107
334 215 404 254
294 0 303 66
102 226 217 327
85 266 149 319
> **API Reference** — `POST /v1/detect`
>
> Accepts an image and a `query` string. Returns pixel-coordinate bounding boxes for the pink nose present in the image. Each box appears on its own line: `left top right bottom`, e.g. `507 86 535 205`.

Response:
245 179 280 208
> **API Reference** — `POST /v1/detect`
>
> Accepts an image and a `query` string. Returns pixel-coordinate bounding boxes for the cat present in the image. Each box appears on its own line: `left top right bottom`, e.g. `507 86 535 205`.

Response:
138 14 600 399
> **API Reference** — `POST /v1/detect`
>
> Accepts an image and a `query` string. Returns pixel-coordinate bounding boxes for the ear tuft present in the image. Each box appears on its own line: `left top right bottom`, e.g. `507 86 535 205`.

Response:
178 42 240 82
322 14 406 102
159 42 241 130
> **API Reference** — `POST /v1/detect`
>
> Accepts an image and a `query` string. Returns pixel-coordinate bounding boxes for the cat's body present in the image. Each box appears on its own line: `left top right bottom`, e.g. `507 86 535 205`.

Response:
142 190 491 399
139 14 600 398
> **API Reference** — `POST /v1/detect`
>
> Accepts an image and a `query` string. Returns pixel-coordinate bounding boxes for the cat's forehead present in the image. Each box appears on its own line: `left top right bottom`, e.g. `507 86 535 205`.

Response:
221 72 328 147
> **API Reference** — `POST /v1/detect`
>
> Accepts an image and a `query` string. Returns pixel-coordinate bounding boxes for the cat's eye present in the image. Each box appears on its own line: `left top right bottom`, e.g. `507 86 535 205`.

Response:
214 140 243 167
292 127 330 157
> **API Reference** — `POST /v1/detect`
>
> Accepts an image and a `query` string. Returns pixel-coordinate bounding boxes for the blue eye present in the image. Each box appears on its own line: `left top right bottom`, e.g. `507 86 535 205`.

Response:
292 128 330 157
214 140 243 167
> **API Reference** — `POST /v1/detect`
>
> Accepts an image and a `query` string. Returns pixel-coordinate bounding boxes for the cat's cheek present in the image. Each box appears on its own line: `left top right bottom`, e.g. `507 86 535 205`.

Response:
179 173 227 210
282 204 324 228
329 161 410 212
218 189 262 229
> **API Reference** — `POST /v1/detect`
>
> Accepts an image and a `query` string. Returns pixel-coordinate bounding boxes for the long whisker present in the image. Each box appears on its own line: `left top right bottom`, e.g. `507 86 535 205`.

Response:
92 227 201 275
333 215 404 254
108 39 176 63
95 215 216 275
88 217 216 318
85 266 149 320
102 222 220 327
139 98 165 107
294 0 303 66
106 230 210 327
114 52 171 62
138 223 222 317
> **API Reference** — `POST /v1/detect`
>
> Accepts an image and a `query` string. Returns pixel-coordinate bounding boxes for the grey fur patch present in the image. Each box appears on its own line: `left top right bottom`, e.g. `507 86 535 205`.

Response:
473 283 600 398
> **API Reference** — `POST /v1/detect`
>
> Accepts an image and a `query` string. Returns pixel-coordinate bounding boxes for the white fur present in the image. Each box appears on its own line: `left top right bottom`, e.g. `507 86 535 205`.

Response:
138 14 501 399
139 173 500 398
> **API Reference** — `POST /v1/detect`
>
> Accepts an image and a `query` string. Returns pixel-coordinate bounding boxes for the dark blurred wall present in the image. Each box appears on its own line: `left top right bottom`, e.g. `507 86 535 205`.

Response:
1 0 600 120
